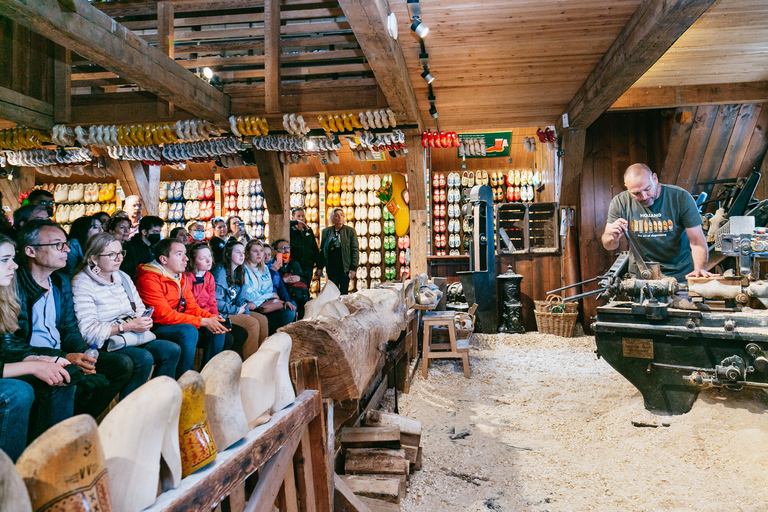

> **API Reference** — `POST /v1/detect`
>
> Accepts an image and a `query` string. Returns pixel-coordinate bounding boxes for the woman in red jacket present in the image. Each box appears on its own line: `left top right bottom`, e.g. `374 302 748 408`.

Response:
185 242 249 358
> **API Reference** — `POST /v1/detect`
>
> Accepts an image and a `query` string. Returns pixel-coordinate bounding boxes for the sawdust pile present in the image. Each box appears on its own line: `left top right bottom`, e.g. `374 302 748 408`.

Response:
382 332 768 512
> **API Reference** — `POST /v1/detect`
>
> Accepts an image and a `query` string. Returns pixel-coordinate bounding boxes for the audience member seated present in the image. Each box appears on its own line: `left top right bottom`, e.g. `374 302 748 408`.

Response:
0 190 15 238
123 195 142 238
107 215 132 244
14 219 132 418
170 227 191 246
227 216 250 244
63 215 103 277
209 217 228 264
187 221 206 243
272 239 310 320
92 211 111 231
26 189 54 217
122 215 164 278
211 241 267 359
135 239 228 377
72 233 181 398
0 233 75 461
263 243 297 321
243 240 294 335
13 205 48 234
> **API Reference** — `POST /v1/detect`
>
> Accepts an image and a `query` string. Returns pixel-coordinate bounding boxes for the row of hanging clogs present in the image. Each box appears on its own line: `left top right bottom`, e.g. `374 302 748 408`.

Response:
224 195 266 210
505 185 536 203
0 127 52 149
421 131 460 149
229 116 269 138
241 224 269 240
5 148 93 167
53 183 116 203
327 175 383 193
224 179 263 196
303 194 319 209
458 137 487 157
359 250 383 264
319 110 396 133
160 201 216 221
432 203 461 218
159 203 184 221
160 182 185 202
289 177 320 194
53 202 116 223
303 208 320 223
217 154 245 169
31 165 110 178
357 236 382 252
181 180 215 201
160 222 185 239
282 114 310 135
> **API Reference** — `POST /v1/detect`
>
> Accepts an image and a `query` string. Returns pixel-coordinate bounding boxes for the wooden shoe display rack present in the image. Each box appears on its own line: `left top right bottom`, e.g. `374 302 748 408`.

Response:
42 182 118 234
158 180 215 238
289 177 321 239
326 173 410 294
221 179 269 242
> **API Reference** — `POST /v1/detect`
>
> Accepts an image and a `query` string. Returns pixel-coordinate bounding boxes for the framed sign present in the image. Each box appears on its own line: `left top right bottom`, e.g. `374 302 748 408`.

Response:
458 132 511 158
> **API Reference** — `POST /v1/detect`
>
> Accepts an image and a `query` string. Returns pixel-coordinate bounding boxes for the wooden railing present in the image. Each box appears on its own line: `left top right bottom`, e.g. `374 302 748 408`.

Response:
145 388 330 512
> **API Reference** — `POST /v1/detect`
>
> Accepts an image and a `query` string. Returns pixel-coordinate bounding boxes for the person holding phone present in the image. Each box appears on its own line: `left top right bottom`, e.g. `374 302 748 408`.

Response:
242 240 295 335
72 233 180 398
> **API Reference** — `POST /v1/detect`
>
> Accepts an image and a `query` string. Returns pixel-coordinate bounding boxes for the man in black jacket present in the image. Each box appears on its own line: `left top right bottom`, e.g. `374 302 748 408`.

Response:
289 208 320 286
121 215 164 279
15 219 132 418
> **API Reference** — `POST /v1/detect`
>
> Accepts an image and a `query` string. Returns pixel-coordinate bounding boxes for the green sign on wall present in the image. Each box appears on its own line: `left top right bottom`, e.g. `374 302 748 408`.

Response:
458 132 511 158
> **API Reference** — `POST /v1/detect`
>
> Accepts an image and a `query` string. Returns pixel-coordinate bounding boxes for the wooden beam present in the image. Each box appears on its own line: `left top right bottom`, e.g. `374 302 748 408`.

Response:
94 0 325 17
558 129 587 209
405 134 426 275
264 0 281 113
0 0 230 122
251 150 288 242
53 45 71 123
244 426 305 512
334 473 374 512
157 1 174 117
559 0 716 131
611 81 768 111
0 85 53 129
111 160 161 216
337 0 422 129
0 167 35 214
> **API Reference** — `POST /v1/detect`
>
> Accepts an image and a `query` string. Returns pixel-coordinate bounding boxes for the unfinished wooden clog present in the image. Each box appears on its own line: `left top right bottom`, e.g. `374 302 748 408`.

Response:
17 415 112 512
304 279 340 319
0 449 31 512
200 351 249 451
177 371 217 478
98 376 182 512
240 348 280 427
260 333 296 413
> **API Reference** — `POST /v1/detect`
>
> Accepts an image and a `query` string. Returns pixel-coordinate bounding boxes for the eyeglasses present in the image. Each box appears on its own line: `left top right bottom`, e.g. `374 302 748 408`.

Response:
98 250 126 261
31 241 70 251
277 246 290 252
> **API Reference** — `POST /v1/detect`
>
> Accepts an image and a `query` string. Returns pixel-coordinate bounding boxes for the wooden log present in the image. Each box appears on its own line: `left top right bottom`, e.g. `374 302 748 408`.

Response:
344 448 409 476
363 411 421 448
341 427 401 449
334 473 374 512
338 475 402 504
357 497 400 512
281 288 407 402
401 444 418 467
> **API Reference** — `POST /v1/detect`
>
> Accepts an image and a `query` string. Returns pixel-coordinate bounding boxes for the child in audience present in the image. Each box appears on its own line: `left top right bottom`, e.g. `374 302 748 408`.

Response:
242 239 294 335
211 241 267 359
0 233 75 461
72 233 181 398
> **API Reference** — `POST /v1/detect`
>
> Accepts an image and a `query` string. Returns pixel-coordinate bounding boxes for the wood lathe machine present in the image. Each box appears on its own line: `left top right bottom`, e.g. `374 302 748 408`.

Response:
553 222 768 415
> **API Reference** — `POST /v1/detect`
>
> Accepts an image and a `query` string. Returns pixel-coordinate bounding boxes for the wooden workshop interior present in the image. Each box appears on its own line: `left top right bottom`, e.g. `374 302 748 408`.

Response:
1 0 768 510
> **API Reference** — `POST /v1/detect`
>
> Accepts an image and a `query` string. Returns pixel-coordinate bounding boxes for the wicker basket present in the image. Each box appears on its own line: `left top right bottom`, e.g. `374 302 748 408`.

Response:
534 295 578 337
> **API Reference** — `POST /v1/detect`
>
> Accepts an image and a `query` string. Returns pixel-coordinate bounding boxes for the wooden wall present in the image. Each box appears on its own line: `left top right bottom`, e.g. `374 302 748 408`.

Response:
497 253 562 332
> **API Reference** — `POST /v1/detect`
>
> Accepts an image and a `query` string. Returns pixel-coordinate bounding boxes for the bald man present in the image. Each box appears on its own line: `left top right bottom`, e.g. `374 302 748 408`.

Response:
601 163 711 281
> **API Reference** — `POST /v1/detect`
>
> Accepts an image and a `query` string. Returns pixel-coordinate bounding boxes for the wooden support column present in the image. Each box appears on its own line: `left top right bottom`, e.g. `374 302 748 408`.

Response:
0 167 35 214
107 158 159 216
406 134 427 276
337 0 423 129
0 86 53 129
558 130 586 209
264 0 281 113
157 1 174 117
53 45 71 123
252 150 289 242
0 0 230 122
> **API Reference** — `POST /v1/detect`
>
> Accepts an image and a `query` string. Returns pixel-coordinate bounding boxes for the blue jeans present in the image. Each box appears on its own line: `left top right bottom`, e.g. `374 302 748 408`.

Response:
266 306 296 335
153 324 225 378
119 339 181 398
0 378 75 462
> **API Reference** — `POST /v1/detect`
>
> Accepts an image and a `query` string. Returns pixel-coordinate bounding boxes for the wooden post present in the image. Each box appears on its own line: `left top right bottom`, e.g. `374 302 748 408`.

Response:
558 129 587 209
406 134 427 275
128 161 161 216
53 45 71 123
252 149 288 243
264 0 281 113
157 1 174 117
0 166 35 214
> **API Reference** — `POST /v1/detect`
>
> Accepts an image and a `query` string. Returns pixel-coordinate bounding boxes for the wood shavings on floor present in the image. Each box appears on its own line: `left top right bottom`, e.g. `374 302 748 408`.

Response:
379 332 768 512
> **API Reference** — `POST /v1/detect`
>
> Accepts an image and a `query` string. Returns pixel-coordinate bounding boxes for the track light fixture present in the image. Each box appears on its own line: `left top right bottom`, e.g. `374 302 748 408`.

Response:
410 18 429 38
429 105 438 119
421 67 435 84
202 67 214 80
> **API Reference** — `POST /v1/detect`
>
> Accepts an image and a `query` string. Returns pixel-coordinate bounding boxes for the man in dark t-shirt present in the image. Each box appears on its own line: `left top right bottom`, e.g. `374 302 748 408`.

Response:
601 163 712 282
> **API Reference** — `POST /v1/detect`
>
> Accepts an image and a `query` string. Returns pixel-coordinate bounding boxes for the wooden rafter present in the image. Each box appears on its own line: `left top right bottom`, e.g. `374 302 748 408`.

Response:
559 0 717 132
610 81 768 111
337 0 423 130
264 0 281 113
0 0 231 122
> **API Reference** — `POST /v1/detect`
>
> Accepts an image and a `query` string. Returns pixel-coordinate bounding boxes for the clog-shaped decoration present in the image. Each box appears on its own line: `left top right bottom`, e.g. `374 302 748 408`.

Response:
17 415 113 512
103 183 116 202
177 371 217 478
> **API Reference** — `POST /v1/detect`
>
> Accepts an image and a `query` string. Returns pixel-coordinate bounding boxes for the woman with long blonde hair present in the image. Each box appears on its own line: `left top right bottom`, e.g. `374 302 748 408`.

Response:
242 239 293 335
0 233 75 461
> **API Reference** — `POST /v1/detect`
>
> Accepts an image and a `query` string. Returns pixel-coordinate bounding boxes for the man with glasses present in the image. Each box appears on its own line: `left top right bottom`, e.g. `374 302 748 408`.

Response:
13 220 133 418
26 189 54 217
272 239 310 319
122 215 164 279
135 238 229 377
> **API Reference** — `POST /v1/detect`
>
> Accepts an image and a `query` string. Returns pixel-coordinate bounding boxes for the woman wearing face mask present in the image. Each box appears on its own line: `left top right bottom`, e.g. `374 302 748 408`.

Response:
72 233 181 398
63 215 103 277
210 241 267 358
242 239 294 335
0 233 77 461
209 217 228 264
187 221 206 243
272 239 310 320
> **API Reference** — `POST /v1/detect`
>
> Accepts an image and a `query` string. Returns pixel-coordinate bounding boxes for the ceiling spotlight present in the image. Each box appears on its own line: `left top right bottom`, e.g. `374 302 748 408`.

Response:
410 18 429 38
429 105 438 119
202 67 213 80
421 68 435 84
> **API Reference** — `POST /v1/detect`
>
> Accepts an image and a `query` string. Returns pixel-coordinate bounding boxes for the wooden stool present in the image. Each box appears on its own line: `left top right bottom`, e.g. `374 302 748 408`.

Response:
411 303 436 359
422 311 470 378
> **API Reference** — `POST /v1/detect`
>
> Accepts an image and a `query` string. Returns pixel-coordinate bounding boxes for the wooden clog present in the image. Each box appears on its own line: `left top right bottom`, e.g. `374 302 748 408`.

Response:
177 371 217 478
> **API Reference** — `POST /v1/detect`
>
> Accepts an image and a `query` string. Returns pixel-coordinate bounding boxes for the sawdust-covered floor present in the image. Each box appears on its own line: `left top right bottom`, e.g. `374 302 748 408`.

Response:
379 332 768 512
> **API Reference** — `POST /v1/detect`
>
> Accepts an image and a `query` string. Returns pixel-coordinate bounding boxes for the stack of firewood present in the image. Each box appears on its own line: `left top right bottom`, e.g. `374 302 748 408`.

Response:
337 411 422 511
